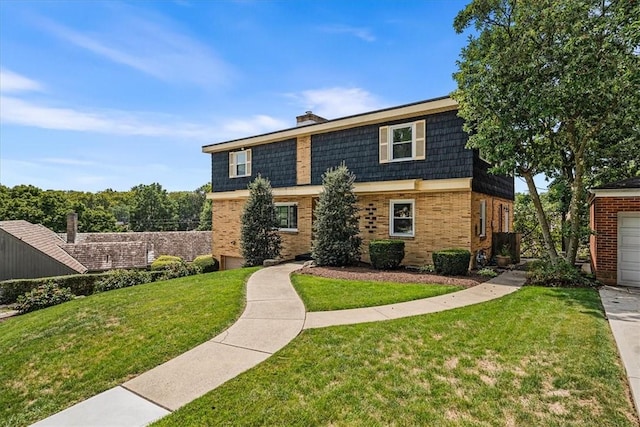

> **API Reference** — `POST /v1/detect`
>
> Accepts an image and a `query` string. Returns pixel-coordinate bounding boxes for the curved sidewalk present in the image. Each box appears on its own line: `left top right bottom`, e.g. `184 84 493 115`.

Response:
304 269 526 329
33 263 306 427
32 264 525 427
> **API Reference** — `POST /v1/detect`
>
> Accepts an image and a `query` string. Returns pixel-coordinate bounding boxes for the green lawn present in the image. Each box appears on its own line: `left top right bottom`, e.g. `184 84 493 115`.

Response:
155 287 637 426
0 268 258 427
291 274 464 311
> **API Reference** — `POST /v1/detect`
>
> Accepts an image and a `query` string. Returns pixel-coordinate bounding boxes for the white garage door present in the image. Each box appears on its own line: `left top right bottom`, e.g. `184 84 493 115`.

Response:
618 213 640 287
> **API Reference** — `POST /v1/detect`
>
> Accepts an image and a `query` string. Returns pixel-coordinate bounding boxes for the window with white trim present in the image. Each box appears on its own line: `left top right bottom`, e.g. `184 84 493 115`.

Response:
379 120 426 163
276 203 298 231
390 199 415 237
479 199 487 237
503 206 510 232
229 149 252 178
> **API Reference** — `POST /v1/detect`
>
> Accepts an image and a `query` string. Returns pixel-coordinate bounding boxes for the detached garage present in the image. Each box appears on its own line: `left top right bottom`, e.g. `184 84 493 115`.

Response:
589 177 640 287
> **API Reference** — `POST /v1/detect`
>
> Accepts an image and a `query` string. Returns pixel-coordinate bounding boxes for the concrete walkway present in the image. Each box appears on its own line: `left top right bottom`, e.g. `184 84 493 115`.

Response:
304 269 526 329
32 263 305 427
599 286 640 416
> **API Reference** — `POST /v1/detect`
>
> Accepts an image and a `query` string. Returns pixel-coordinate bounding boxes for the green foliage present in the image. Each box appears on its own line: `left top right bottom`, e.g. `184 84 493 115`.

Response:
369 240 405 270
15 282 74 314
160 262 200 280
312 164 362 266
94 269 153 292
477 268 498 278
432 248 471 276
453 0 640 265
193 254 219 273
527 259 595 288
0 273 109 304
130 183 178 231
418 264 435 273
150 255 184 271
240 175 281 267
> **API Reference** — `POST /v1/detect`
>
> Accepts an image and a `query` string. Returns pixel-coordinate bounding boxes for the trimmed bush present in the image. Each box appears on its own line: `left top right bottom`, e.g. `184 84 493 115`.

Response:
15 282 75 314
369 240 405 270
0 273 109 304
160 262 199 280
527 259 595 288
192 255 219 273
432 248 471 276
478 268 498 278
150 255 184 271
95 269 153 292
241 175 282 267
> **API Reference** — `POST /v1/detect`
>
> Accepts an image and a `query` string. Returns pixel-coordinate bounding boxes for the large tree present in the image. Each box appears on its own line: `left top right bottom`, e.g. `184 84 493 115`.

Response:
129 183 178 231
240 175 281 266
453 0 640 265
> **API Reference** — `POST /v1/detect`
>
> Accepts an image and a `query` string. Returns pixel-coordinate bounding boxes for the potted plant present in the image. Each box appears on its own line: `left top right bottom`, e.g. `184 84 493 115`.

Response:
495 244 512 267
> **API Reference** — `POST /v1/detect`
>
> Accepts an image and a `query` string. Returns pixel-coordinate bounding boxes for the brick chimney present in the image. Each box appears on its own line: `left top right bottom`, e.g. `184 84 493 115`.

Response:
67 212 78 244
296 111 328 127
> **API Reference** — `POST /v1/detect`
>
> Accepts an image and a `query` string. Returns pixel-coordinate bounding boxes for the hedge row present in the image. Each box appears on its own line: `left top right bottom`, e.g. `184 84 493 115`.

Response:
0 254 219 305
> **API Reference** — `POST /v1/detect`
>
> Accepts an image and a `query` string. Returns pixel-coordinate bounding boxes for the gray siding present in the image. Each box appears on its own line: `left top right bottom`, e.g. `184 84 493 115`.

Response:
212 139 297 192
311 111 473 185
0 230 77 280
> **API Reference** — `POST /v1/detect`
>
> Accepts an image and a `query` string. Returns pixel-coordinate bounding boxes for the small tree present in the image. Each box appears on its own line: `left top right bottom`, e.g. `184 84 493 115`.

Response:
240 175 281 266
312 164 362 266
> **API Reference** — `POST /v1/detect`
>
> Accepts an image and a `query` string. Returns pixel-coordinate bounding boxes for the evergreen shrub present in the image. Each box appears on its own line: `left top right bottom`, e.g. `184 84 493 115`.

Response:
432 248 471 276
369 240 405 270
312 164 362 266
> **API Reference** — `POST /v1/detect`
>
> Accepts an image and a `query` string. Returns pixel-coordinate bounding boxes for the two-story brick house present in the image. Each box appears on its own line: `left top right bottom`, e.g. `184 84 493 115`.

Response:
203 96 514 270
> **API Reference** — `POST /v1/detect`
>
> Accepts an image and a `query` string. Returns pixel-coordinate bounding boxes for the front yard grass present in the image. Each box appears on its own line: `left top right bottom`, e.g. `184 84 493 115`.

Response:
0 267 258 427
156 287 638 426
291 274 464 311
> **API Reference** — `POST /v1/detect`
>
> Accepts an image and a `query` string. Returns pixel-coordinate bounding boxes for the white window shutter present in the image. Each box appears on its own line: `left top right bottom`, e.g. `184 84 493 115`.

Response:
415 120 426 160
229 152 236 178
245 149 252 176
379 126 389 163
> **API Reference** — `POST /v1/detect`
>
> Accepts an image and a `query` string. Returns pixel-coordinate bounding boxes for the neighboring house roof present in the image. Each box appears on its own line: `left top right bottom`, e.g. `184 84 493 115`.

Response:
61 242 150 271
592 176 640 190
590 177 640 199
202 96 457 153
0 220 88 274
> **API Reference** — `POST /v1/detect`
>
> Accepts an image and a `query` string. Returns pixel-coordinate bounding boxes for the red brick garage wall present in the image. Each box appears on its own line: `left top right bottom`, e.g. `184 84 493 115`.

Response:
590 196 640 285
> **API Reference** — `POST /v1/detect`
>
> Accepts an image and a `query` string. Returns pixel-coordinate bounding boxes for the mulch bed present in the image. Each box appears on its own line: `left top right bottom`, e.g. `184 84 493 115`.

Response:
296 265 490 288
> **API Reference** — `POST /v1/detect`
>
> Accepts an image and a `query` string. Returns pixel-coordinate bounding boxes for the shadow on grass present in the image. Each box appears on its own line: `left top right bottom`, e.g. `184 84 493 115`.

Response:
541 287 606 320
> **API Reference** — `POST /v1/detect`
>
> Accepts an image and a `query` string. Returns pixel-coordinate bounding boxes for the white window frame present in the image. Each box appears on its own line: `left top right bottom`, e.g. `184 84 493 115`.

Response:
479 200 487 237
275 202 298 232
229 149 251 178
389 199 415 237
389 123 416 162
379 120 425 164
503 207 509 232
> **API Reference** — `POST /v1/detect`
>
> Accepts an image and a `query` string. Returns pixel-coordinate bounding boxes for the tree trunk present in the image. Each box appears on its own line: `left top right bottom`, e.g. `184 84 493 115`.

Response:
565 153 585 266
523 170 559 264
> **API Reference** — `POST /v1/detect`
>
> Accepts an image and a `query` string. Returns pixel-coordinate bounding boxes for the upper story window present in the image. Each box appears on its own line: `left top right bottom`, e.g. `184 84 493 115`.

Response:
390 199 415 237
275 203 298 231
379 120 426 163
229 149 252 178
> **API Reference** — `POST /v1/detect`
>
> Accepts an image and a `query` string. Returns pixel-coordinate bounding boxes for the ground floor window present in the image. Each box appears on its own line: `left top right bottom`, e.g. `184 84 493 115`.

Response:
390 199 414 237
276 203 298 231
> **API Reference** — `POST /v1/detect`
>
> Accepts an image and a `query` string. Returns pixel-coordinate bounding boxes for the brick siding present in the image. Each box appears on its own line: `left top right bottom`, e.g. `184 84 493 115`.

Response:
590 196 640 284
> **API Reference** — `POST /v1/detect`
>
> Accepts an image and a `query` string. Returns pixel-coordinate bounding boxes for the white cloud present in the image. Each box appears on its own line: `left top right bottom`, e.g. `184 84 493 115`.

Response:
39 158 97 166
35 12 232 88
222 115 289 136
289 87 384 118
319 25 376 42
0 95 218 140
0 69 44 93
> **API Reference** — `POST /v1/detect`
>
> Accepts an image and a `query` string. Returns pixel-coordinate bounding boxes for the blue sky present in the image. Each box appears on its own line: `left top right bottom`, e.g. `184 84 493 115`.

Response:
0 0 533 193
